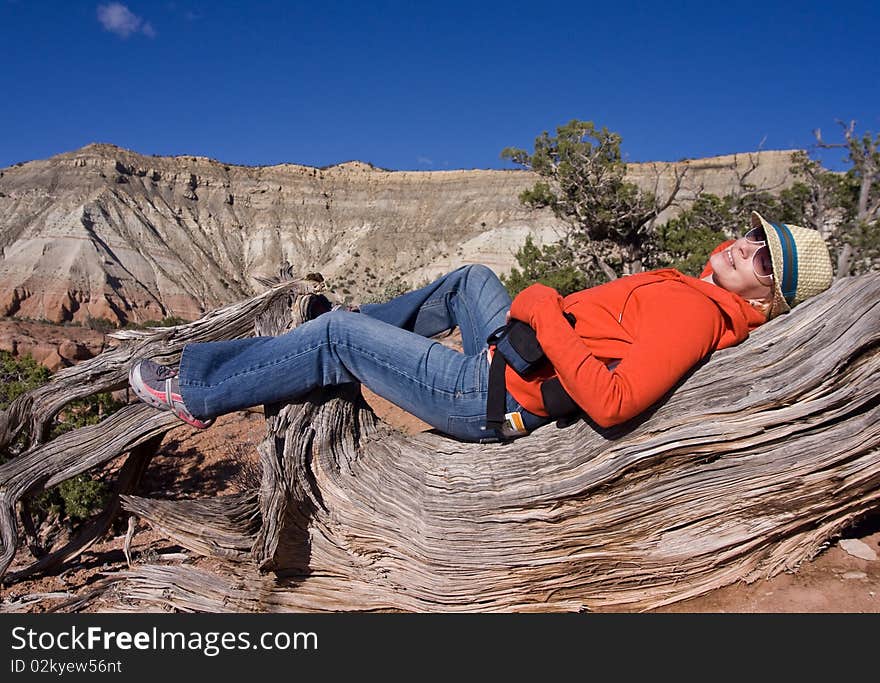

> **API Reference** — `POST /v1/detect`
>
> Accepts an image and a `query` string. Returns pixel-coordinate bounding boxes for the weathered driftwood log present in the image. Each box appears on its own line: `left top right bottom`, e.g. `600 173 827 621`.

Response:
3 270 879 612
0 271 324 581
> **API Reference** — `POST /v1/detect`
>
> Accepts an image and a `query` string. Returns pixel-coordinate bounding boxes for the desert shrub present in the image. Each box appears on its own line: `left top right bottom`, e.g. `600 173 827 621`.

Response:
48 392 126 438
501 235 592 298
122 316 190 330
85 316 118 332
0 351 51 410
0 351 122 523
361 278 414 304
39 476 111 523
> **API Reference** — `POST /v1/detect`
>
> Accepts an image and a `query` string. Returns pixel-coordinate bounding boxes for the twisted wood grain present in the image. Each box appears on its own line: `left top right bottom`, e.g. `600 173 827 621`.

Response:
0 273 323 581
7 272 880 611
98 273 880 611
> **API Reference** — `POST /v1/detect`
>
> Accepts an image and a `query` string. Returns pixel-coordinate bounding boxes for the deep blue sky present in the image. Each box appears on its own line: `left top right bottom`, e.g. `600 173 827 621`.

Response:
2 1 878 171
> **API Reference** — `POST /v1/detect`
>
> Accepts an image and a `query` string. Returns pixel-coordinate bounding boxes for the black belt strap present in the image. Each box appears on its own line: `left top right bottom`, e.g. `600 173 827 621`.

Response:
540 377 580 418
485 313 582 432
486 351 582 432
486 350 508 431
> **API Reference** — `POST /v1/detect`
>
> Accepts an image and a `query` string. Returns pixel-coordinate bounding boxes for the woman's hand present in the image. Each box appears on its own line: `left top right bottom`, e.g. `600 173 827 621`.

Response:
509 283 563 327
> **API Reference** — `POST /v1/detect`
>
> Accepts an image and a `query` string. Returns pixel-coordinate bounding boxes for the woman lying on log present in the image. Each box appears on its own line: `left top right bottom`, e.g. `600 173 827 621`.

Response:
129 211 833 443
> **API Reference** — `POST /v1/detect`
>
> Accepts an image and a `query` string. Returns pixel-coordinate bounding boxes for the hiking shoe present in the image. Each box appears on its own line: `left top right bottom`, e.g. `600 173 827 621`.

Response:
305 294 333 320
305 294 361 320
128 358 214 429
305 295 360 321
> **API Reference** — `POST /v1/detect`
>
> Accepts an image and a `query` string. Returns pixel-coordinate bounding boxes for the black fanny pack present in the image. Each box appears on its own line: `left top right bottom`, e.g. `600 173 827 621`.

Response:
485 313 581 431
485 320 548 376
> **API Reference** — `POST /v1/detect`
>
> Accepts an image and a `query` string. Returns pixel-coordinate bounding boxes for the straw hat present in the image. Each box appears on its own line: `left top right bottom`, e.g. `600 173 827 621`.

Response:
750 211 834 319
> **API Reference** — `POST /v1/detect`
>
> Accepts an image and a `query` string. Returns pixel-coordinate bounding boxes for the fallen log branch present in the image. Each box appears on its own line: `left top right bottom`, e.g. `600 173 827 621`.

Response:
5 436 162 582
0 270 324 450
0 272 324 581
4 271 880 611
121 492 259 561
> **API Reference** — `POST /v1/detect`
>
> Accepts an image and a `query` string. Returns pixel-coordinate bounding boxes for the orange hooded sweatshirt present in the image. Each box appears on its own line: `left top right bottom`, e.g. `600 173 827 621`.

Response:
503 242 767 427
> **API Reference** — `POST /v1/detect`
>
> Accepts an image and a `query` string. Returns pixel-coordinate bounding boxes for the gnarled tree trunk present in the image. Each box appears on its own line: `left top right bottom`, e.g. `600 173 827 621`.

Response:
1 270 878 612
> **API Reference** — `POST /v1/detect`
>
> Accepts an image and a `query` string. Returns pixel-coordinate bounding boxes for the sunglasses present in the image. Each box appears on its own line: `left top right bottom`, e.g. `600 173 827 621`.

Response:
744 227 774 281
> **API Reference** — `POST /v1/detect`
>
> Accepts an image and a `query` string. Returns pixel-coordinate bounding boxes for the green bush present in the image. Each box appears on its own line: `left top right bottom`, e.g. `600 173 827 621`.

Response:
122 316 190 330
159 316 190 327
48 392 126 439
0 351 51 410
0 351 122 524
85 316 118 332
58 476 111 522
361 279 414 304
34 475 111 524
652 194 733 277
500 235 592 298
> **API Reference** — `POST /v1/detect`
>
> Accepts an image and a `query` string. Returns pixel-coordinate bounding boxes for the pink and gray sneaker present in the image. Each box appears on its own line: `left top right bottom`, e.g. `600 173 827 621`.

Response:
128 358 214 429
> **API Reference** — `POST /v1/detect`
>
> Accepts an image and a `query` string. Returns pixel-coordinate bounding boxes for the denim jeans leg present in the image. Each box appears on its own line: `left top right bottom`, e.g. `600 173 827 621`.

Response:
359 264 512 353
178 310 499 442
178 265 528 442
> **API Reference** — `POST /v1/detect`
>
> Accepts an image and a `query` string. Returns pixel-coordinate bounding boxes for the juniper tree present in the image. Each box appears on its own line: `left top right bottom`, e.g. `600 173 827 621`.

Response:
501 120 688 295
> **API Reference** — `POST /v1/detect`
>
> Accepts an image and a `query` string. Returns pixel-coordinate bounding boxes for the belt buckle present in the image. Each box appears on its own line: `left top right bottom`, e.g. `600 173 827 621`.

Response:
500 410 528 438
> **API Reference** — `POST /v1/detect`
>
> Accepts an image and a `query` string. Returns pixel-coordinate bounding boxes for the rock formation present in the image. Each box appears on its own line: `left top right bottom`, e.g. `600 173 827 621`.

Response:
0 320 108 372
0 143 799 327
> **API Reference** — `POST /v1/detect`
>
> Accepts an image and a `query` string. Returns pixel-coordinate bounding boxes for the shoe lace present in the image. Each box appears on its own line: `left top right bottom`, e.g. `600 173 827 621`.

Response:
154 364 178 380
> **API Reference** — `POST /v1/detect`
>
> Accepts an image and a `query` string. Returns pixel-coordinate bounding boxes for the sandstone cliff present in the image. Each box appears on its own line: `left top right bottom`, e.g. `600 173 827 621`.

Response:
0 144 799 326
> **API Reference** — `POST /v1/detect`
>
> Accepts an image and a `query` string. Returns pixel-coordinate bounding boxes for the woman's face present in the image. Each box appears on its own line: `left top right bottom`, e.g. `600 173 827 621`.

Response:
708 236 774 301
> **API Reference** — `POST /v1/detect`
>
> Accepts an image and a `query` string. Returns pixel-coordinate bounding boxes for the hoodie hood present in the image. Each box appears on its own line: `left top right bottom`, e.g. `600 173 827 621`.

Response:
622 267 766 349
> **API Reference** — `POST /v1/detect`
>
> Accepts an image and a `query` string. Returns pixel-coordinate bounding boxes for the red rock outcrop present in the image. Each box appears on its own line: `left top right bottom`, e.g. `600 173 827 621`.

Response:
0 320 108 372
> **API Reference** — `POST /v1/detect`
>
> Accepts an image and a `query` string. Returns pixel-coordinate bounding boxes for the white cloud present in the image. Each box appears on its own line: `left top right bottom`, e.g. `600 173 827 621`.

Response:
417 156 434 167
97 3 156 38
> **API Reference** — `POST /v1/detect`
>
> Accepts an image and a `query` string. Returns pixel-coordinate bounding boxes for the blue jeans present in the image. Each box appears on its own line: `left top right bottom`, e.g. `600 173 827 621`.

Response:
178 265 553 443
